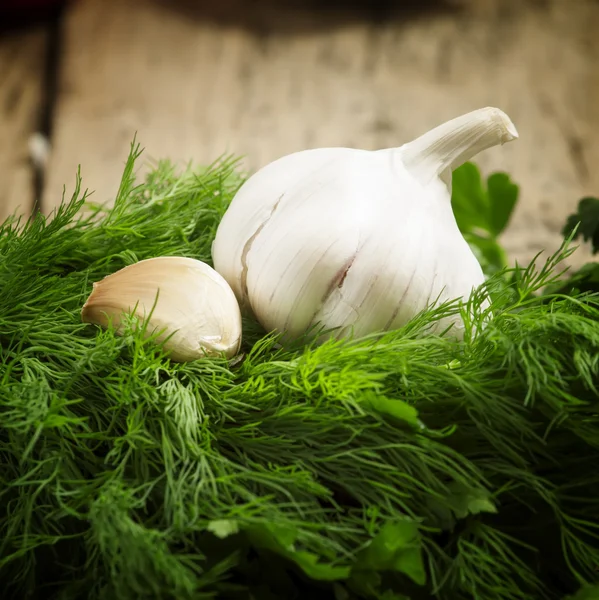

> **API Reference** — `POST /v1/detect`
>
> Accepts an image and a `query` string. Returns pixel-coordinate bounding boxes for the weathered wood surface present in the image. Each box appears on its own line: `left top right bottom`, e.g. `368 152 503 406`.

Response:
0 24 47 221
42 0 599 265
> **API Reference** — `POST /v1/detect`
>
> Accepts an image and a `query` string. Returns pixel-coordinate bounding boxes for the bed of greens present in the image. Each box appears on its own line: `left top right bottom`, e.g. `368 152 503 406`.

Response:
1 142 598 600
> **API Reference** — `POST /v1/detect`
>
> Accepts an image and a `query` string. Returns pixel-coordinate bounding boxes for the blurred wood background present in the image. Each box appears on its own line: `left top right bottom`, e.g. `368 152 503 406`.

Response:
1 0 598 266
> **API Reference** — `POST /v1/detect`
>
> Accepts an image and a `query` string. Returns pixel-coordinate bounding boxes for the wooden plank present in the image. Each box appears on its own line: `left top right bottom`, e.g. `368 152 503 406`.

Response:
0 24 48 222
44 0 599 266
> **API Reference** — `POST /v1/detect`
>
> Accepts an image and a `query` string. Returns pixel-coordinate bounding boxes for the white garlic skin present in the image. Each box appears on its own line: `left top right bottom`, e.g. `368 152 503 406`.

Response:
81 257 242 361
212 107 517 342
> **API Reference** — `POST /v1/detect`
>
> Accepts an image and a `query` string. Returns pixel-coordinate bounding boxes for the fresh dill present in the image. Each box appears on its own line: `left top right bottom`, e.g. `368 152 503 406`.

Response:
0 143 598 600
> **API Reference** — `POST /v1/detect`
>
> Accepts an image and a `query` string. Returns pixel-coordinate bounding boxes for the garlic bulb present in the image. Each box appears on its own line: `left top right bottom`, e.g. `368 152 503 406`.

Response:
212 107 518 342
81 257 242 361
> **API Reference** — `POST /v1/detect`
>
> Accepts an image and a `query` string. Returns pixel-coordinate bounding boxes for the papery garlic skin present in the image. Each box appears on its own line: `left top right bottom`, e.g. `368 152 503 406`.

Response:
81 257 242 361
212 107 518 342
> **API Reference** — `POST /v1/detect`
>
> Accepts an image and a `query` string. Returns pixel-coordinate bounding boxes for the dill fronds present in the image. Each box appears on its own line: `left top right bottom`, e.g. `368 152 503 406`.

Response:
0 143 598 600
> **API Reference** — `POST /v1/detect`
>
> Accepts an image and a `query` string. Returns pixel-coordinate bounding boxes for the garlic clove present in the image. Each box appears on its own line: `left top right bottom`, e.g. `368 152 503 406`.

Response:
211 147 355 308
81 257 242 361
241 154 368 338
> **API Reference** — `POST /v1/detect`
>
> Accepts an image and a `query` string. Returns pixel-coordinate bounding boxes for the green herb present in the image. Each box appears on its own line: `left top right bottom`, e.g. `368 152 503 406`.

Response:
452 162 519 276
565 586 599 600
563 197 599 255
0 143 598 600
545 196 599 296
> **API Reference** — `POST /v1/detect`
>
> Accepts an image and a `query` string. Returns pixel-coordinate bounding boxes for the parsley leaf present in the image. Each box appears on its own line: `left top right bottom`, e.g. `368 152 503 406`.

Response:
452 162 519 275
562 196 599 254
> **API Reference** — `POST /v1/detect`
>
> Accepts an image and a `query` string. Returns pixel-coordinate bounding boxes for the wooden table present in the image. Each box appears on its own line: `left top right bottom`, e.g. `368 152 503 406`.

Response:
1 0 598 266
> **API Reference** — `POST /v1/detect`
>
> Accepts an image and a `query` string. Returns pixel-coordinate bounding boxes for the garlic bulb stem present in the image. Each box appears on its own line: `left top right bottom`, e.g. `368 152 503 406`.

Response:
399 107 519 185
